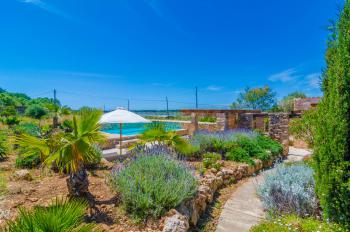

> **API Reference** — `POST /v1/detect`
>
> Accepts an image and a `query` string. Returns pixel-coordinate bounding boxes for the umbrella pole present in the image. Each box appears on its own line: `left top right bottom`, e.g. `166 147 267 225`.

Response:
119 123 122 155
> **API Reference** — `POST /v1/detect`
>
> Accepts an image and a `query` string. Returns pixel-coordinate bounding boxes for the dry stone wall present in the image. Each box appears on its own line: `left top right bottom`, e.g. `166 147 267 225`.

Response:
160 159 274 232
268 113 289 156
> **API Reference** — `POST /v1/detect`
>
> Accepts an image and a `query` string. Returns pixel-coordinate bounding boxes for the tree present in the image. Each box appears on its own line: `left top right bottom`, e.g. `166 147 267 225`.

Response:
25 104 48 120
45 103 72 128
17 108 105 198
230 86 276 111
279 91 307 112
314 1 350 227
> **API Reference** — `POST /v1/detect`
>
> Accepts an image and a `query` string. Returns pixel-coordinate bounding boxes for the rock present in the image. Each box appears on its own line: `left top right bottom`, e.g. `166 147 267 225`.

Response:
254 159 263 171
8 185 21 194
100 158 114 169
247 165 255 176
162 210 189 232
27 197 39 202
13 170 32 181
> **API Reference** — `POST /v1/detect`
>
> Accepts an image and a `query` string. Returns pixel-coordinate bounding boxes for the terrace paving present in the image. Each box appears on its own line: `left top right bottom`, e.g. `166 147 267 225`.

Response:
215 147 312 232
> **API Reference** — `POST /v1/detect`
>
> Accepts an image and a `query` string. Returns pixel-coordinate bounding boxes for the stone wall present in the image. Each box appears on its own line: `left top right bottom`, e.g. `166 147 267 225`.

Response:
181 122 219 133
237 113 254 129
160 158 275 232
268 113 289 156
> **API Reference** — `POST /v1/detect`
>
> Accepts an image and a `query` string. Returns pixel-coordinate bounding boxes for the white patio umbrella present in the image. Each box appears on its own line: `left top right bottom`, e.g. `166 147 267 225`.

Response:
99 107 150 155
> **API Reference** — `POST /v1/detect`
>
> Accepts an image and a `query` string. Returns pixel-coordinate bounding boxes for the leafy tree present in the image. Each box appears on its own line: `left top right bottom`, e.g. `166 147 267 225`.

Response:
17 108 105 198
230 86 276 111
279 91 307 112
314 1 350 227
25 104 48 120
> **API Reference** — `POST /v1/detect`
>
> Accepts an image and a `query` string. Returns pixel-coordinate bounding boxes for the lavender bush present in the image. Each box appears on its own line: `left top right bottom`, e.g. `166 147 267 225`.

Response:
191 129 258 154
257 164 318 217
110 154 197 219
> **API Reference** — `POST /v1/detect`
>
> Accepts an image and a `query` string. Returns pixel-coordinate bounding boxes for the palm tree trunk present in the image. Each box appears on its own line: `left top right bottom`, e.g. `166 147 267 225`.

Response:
66 168 89 197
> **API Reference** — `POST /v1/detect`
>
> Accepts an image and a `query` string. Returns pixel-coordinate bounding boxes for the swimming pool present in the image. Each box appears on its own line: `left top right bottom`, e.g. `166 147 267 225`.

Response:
101 122 183 136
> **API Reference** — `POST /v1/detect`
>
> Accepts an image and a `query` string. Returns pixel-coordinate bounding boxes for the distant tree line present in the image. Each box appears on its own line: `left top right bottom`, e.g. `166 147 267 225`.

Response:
230 86 308 112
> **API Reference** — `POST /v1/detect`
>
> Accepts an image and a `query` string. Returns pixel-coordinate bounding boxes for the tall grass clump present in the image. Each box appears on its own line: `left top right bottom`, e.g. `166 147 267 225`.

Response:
110 155 197 220
257 164 318 217
5 198 96 232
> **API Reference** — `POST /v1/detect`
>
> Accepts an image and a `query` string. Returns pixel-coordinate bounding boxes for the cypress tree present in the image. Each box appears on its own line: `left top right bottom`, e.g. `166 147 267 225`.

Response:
314 0 350 226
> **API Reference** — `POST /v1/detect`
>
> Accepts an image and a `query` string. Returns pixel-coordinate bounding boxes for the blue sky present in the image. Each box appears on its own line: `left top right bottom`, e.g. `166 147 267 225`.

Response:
0 0 339 110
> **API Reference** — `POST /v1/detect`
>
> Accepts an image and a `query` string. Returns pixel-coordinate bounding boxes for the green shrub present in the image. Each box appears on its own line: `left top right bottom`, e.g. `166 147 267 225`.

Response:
199 116 216 123
5 198 96 232
2 116 20 126
15 152 41 169
203 153 222 169
226 147 255 166
255 135 283 156
235 136 264 157
25 104 48 120
313 1 350 227
251 215 346 232
110 155 197 219
289 109 317 147
175 142 200 158
0 132 9 160
12 123 40 136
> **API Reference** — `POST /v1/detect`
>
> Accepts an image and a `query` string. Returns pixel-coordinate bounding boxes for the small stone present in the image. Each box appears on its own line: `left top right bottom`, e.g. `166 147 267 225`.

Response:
100 158 114 169
13 170 32 181
28 197 39 202
7 185 21 194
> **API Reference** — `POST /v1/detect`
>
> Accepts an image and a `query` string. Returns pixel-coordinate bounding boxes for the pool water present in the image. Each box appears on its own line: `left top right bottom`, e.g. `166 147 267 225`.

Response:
101 122 182 136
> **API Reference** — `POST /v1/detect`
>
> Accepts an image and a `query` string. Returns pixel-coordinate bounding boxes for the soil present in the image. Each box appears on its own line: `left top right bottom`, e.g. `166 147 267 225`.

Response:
0 155 245 232
0 155 161 232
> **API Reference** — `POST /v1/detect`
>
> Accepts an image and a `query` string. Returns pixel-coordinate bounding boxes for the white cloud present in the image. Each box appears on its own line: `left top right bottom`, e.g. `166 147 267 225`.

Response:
20 0 74 21
143 0 184 33
206 85 222 91
268 68 300 82
306 73 321 89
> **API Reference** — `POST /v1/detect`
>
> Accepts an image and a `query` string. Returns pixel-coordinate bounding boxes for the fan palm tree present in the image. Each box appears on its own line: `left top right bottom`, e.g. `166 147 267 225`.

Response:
134 122 186 150
16 108 105 197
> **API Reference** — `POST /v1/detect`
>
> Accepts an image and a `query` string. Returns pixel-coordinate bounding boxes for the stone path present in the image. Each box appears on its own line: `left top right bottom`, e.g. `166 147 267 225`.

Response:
215 147 312 232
